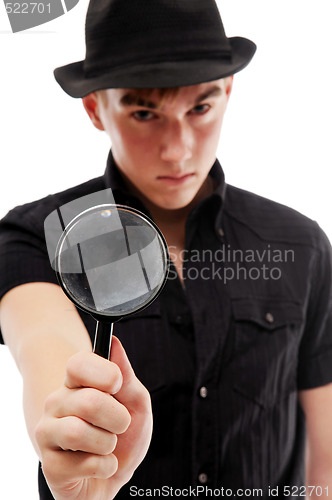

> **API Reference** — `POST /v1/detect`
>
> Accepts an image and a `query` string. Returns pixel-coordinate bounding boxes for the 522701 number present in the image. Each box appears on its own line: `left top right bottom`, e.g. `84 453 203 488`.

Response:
5 3 51 14
284 486 329 497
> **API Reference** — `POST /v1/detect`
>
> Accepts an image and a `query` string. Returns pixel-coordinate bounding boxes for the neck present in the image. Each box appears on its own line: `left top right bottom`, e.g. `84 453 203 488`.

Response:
128 175 214 229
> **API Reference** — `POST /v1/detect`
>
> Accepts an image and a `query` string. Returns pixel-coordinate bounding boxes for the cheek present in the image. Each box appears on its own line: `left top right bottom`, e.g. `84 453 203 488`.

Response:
195 118 223 154
116 122 157 156
106 120 144 162
108 121 158 182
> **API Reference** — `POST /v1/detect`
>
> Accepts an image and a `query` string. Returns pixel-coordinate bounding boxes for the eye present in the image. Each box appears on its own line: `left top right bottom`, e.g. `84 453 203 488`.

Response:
132 110 156 121
189 104 211 115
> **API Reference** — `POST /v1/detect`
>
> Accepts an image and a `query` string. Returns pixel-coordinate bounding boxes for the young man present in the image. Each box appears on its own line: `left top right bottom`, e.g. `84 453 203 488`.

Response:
1 0 332 499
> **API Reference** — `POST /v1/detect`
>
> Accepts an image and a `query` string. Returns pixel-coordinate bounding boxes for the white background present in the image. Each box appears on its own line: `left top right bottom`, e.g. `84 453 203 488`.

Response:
0 1 331 497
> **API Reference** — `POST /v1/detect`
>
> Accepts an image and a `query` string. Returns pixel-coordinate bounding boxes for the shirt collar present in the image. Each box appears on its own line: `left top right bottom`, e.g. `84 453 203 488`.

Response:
103 149 226 235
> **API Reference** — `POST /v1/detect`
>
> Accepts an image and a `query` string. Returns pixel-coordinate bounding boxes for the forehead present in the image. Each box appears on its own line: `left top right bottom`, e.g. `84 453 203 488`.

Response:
108 79 226 109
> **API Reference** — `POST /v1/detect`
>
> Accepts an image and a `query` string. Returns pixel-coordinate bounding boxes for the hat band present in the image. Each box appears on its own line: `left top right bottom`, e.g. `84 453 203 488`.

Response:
84 49 232 78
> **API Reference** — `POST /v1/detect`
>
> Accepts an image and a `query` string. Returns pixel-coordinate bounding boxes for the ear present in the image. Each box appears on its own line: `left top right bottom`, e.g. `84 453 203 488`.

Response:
82 92 105 131
225 75 234 100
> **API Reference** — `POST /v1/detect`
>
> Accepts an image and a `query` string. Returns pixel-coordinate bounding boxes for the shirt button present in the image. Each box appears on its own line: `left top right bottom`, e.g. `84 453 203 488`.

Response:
199 386 208 398
175 315 184 325
218 228 224 238
198 473 208 484
265 312 274 323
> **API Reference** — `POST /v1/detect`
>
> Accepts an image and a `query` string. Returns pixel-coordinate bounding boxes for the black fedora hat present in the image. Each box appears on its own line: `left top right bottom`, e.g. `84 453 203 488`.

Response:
54 0 256 98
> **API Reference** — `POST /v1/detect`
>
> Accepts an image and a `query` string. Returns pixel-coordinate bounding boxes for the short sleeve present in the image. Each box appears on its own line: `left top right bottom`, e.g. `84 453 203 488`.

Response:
297 224 332 390
0 207 58 344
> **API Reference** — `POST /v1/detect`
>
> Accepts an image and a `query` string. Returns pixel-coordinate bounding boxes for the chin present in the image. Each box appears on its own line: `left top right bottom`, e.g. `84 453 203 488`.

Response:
158 197 194 211
148 186 201 211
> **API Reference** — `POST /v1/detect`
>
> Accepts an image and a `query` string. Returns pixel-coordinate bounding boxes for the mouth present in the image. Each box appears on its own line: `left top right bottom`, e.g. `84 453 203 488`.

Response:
157 173 195 186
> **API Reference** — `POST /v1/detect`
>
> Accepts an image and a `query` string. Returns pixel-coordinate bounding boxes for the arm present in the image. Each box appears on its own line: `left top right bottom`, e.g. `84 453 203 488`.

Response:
0 282 152 499
0 282 92 451
299 383 332 498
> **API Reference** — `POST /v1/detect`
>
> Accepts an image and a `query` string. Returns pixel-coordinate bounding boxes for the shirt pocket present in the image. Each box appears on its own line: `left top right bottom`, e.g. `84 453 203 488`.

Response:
114 299 167 394
230 297 304 408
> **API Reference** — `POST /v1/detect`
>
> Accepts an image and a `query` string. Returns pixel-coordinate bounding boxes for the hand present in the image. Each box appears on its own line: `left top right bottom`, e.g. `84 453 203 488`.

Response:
35 336 152 500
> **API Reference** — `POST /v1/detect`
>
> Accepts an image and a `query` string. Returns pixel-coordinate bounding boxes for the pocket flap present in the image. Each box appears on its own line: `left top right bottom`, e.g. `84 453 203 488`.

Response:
232 297 303 330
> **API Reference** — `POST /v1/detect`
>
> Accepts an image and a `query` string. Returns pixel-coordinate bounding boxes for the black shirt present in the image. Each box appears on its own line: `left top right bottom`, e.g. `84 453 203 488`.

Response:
1 151 332 499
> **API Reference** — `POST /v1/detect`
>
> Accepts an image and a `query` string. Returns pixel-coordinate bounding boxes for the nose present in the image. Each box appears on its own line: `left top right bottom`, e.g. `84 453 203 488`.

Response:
160 119 192 164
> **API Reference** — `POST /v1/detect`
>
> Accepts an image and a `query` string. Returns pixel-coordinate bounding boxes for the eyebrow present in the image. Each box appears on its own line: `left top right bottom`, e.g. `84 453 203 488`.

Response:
194 86 223 104
119 85 223 109
120 94 158 109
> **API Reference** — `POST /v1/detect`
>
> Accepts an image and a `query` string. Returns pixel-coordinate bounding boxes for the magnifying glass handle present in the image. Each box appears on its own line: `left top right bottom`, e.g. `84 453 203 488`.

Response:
93 321 114 360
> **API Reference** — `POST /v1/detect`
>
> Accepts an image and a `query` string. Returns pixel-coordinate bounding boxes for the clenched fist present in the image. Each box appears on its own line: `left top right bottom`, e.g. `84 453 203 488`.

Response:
35 336 152 499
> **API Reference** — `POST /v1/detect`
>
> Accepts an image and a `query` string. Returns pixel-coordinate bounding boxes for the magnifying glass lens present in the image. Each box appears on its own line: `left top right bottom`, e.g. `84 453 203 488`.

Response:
56 205 169 358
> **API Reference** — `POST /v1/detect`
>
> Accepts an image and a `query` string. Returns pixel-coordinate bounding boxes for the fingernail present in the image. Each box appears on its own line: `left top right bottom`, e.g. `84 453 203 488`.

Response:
112 372 123 394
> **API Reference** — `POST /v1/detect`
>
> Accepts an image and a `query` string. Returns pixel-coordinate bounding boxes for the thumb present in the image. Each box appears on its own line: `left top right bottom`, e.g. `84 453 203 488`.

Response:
110 336 148 410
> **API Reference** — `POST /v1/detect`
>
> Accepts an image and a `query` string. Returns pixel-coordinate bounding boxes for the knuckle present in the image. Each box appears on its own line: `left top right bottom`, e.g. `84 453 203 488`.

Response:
63 418 85 451
86 453 118 479
66 352 86 380
132 382 152 413
114 406 132 434
43 390 59 414
78 388 103 420
107 362 123 393
99 433 117 455
34 420 47 448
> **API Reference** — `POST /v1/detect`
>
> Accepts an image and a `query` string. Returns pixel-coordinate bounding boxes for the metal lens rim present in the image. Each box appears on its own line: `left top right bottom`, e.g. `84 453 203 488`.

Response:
55 204 170 318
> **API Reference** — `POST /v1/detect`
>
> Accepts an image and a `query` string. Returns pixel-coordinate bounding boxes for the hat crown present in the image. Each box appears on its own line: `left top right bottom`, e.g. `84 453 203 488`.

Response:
84 0 231 77
54 0 256 97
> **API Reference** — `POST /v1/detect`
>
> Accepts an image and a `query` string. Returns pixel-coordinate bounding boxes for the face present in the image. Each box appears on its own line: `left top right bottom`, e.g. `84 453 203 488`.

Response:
84 78 232 211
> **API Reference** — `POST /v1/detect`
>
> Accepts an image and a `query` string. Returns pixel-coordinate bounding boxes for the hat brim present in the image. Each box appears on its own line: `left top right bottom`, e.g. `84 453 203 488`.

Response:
54 37 256 98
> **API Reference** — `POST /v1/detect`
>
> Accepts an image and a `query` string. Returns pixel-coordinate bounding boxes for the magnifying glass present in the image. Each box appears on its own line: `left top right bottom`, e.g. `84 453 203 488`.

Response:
55 204 169 359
